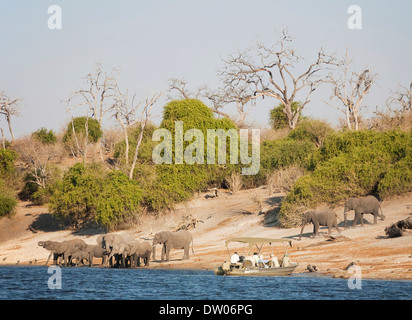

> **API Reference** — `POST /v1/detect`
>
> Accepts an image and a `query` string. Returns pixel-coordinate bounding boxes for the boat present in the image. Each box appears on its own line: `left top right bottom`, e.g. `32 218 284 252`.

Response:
214 237 298 276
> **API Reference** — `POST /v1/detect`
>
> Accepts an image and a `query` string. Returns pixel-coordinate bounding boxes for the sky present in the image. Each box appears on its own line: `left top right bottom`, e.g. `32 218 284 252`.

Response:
0 0 411 138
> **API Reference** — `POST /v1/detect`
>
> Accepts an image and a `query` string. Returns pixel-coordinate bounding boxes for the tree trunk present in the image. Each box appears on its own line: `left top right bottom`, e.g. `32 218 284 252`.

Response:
6 115 15 141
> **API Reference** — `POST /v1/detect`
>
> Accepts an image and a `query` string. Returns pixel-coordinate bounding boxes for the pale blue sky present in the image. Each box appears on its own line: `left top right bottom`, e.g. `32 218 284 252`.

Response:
0 0 411 138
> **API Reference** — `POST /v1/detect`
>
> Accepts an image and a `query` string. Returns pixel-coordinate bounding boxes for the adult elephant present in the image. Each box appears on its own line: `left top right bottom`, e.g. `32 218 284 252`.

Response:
343 195 385 228
98 233 137 268
298 209 341 240
38 239 87 266
38 241 63 265
124 242 152 267
152 230 194 262
85 244 108 267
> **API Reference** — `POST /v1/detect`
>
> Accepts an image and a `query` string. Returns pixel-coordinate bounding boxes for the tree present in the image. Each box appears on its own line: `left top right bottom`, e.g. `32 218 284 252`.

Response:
387 81 412 114
270 102 302 130
0 90 21 141
128 91 161 179
327 50 378 131
221 29 336 130
67 63 119 125
168 78 232 120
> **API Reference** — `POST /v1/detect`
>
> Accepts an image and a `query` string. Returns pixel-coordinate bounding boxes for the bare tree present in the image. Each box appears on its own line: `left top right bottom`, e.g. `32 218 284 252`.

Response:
168 78 232 120
221 30 336 130
67 63 119 125
327 50 378 131
0 90 22 141
112 88 141 165
204 80 256 128
387 81 412 114
129 92 161 179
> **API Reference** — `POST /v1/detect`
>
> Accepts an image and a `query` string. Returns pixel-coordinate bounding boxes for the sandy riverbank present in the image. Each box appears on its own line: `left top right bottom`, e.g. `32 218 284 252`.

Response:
0 188 411 280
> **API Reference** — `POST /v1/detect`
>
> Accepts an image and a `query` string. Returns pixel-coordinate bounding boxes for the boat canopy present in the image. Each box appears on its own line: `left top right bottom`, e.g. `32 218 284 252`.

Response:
225 237 292 249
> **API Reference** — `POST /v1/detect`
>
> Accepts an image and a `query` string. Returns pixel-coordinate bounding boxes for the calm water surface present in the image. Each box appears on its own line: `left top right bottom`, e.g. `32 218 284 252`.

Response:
0 266 411 300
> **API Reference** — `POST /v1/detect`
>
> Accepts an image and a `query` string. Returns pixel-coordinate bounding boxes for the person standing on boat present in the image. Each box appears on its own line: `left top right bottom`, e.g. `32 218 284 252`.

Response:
269 254 280 268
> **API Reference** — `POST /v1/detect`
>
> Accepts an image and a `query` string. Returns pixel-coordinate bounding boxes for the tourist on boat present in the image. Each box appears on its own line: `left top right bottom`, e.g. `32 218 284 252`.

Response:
252 252 260 266
269 254 280 268
282 253 292 267
230 252 240 264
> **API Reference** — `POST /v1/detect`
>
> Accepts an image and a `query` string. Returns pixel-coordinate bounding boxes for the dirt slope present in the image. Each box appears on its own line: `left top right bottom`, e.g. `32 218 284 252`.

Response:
0 189 411 280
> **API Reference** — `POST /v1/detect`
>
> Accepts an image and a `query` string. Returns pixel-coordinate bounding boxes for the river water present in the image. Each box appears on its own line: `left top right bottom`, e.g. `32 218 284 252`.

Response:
0 266 411 300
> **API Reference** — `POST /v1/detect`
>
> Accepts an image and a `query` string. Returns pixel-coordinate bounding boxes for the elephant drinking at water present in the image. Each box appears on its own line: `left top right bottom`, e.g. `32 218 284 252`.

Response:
152 230 194 262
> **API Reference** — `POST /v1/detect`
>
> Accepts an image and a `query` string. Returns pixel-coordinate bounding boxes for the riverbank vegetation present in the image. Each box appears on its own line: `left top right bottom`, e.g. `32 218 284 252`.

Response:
1 30 411 231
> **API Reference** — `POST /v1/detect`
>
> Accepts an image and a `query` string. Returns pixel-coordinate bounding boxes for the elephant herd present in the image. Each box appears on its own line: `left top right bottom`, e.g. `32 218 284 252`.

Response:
299 195 385 240
38 230 194 268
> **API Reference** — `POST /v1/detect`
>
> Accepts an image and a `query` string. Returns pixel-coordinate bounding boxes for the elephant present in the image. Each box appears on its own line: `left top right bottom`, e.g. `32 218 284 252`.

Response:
71 250 90 266
38 241 63 265
123 242 152 267
152 230 194 262
343 195 385 228
84 244 109 267
299 209 341 240
39 239 87 266
98 233 138 268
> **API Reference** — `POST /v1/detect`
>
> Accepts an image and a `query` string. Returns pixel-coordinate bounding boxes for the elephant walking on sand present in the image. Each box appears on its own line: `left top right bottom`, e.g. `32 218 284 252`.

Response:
343 195 385 228
299 209 341 240
152 230 194 262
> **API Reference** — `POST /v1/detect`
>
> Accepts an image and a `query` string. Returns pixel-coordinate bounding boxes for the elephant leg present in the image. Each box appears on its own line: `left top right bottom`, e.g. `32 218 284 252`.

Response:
165 247 170 262
161 244 166 261
335 223 341 233
373 210 379 224
313 222 319 237
360 213 365 227
353 211 360 227
183 247 189 260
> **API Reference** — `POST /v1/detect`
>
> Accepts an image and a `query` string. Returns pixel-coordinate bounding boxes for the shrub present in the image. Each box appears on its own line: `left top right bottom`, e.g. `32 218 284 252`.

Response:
278 129 412 227
113 123 158 164
288 119 334 148
63 117 103 144
133 99 239 212
269 102 303 130
260 138 316 171
0 148 17 177
0 179 17 218
378 155 412 198
32 127 57 145
49 163 143 230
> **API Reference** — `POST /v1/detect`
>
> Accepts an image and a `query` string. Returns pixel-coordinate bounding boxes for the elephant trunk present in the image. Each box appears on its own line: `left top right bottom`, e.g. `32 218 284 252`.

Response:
152 244 156 261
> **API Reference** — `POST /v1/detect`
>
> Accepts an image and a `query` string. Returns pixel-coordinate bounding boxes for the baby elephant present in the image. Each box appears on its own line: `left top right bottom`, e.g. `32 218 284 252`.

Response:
299 209 341 240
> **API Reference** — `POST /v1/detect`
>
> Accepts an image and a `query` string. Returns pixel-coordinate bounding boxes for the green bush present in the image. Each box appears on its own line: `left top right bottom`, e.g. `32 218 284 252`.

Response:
150 99 239 208
288 119 333 148
278 129 412 227
0 148 17 177
378 154 412 198
260 138 316 171
49 163 143 230
63 117 103 143
0 179 17 218
32 127 57 145
269 102 303 130
113 123 158 164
